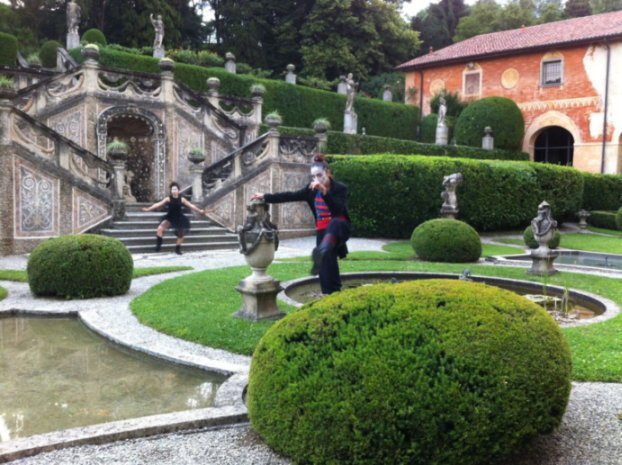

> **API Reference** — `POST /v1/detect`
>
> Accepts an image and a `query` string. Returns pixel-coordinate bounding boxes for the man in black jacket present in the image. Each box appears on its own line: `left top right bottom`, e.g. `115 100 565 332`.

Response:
251 154 351 294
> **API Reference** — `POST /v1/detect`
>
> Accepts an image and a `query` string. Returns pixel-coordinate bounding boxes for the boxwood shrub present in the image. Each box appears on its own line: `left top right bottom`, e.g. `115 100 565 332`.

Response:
68 46 419 140
616 207 622 230
411 219 481 262
454 96 524 150
420 113 437 143
27 234 133 299
248 279 572 465
523 225 561 249
329 155 584 237
587 210 618 230
0 32 17 67
581 172 622 211
40 40 62 68
81 28 107 46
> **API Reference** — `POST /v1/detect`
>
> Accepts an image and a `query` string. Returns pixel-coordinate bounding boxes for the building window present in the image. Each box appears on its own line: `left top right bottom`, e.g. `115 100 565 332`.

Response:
463 71 481 96
541 59 563 86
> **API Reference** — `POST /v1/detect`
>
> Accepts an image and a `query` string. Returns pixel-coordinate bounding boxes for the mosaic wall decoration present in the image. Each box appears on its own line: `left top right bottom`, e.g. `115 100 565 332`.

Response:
49 107 84 145
72 189 110 233
175 116 203 188
15 159 59 238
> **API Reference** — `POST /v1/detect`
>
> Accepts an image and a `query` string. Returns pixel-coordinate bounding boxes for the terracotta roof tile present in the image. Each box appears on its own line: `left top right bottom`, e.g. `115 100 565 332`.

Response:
397 10 622 70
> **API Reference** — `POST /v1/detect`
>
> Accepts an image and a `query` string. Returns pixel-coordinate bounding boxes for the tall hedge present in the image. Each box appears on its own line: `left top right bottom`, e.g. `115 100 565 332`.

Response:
40 40 62 68
454 96 524 150
0 32 18 67
581 172 622 211
329 155 584 237
68 46 419 140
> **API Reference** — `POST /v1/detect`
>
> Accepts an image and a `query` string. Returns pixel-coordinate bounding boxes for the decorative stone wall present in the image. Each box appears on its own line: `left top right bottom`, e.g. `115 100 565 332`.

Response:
173 115 203 188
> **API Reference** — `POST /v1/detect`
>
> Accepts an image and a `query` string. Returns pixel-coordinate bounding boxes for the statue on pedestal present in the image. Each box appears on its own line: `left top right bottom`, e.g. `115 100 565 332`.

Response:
440 172 463 219
150 13 165 49
345 73 356 113
67 0 81 35
435 95 448 145
437 96 447 127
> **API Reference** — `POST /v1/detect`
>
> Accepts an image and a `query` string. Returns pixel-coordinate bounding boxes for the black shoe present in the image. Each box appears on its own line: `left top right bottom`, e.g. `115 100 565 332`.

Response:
175 245 182 255
155 236 163 252
310 247 324 275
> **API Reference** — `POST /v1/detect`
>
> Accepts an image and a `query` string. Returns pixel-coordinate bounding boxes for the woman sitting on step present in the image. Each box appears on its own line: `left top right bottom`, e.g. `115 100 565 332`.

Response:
142 182 207 255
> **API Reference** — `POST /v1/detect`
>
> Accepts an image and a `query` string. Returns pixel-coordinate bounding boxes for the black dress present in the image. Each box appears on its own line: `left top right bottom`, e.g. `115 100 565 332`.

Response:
161 196 190 236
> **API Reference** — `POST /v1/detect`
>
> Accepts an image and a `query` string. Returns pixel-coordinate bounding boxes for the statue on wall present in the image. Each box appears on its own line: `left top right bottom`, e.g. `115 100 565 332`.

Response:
345 73 356 113
67 0 81 35
150 13 165 49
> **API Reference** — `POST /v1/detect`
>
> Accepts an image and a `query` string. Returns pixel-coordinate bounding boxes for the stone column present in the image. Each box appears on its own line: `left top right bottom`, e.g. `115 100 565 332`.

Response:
0 95 14 146
207 77 220 107
313 119 330 153
482 126 494 150
82 45 100 92
225 52 236 74
285 64 296 84
188 150 205 205
250 85 265 126
265 113 282 159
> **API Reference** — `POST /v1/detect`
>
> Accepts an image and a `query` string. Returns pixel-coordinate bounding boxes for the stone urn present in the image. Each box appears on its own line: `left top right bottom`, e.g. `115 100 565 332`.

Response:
187 148 205 165
234 200 284 321
577 209 590 229
82 44 100 63
264 112 282 132
159 57 176 73
106 138 128 162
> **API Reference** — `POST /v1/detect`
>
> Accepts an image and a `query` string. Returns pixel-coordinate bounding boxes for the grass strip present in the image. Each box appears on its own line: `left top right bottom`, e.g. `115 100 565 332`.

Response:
0 266 193 283
0 286 6 301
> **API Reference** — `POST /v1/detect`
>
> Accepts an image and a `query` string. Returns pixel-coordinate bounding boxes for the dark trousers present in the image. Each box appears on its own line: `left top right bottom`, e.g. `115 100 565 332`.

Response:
316 218 351 295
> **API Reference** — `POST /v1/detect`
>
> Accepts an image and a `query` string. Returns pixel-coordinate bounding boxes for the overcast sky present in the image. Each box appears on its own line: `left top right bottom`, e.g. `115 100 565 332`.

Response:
401 0 481 18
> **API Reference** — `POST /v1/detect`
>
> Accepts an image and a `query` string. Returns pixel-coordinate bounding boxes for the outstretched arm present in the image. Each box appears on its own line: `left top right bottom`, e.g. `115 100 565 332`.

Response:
142 197 168 212
181 197 207 215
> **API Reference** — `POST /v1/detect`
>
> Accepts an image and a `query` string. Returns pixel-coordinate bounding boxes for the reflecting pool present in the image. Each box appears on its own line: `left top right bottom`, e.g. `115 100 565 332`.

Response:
0 317 225 442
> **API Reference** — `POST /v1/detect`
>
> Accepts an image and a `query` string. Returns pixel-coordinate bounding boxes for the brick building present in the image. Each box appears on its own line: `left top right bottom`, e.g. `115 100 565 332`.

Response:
397 10 622 174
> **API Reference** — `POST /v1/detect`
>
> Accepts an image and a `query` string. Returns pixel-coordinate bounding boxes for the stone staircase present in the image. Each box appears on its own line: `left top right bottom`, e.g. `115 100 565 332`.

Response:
100 203 239 254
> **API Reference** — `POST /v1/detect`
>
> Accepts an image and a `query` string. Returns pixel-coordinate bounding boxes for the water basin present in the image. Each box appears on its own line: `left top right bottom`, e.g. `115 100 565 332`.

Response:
502 250 622 271
0 316 225 442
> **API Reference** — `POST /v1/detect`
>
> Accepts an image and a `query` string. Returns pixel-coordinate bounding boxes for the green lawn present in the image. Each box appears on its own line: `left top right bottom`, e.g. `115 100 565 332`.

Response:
500 232 622 254
132 243 622 382
0 286 6 301
0 266 192 283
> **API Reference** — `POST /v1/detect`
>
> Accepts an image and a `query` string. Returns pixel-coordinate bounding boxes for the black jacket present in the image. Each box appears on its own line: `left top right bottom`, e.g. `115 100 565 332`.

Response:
264 180 350 222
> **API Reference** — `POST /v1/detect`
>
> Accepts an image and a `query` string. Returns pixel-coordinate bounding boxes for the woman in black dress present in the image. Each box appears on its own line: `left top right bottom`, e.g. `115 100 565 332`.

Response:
142 182 206 255
251 154 351 295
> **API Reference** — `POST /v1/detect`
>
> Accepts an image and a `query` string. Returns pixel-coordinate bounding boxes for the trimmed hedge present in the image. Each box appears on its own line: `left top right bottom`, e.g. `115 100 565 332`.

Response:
329 155 584 237
0 285 6 301
616 207 622 230
455 96 524 150
0 32 18 67
411 219 482 262
82 28 107 46
68 46 419 140
587 210 618 230
27 234 133 299
581 172 622 211
523 225 561 249
248 279 572 465
40 40 62 68
421 113 437 143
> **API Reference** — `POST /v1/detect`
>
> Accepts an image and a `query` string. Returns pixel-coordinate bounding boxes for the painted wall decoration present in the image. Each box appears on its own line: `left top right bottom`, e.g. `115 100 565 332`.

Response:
72 189 110 233
49 107 84 145
15 159 59 237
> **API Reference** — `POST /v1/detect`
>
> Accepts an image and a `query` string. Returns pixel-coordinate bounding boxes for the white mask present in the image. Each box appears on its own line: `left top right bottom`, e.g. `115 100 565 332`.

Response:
310 166 328 186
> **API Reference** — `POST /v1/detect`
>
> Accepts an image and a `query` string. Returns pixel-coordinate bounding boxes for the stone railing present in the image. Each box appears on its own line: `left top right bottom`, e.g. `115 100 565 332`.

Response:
11 108 113 189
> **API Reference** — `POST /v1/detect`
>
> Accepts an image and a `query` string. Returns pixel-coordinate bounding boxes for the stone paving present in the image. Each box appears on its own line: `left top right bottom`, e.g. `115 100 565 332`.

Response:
1 235 621 464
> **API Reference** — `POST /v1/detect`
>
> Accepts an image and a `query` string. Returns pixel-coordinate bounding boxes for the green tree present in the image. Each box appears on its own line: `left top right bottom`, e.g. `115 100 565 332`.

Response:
590 0 622 13
411 0 468 56
537 0 565 22
453 0 503 42
564 0 592 17
300 0 420 80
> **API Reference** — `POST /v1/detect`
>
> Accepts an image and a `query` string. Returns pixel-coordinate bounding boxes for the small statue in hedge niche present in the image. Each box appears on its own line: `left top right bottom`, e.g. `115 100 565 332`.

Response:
440 172 463 219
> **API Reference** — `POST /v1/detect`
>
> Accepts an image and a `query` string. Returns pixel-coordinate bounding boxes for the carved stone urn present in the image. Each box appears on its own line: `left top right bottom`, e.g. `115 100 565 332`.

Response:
577 209 590 229
529 201 559 276
82 43 100 63
234 200 284 321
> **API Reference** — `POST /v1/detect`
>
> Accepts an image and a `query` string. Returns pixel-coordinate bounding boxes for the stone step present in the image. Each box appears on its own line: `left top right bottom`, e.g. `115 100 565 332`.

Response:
100 227 232 238
126 241 239 253
107 220 217 229
115 235 238 245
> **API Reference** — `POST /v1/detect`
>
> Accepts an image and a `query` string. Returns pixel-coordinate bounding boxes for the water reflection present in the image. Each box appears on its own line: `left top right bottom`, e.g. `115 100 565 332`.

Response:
0 317 225 441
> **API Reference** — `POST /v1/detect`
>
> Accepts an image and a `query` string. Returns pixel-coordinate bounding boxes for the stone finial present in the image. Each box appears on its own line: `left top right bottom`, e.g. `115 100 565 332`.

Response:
285 64 296 84
82 43 100 63
382 84 392 102
225 52 236 74
207 77 221 94
265 112 282 131
577 209 590 229
158 57 175 73
482 126 494 150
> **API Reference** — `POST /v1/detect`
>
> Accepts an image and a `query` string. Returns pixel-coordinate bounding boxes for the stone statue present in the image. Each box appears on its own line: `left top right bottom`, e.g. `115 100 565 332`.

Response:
437 96 447 126
237 201 279 255
531 201 557 238
123 170 136 203
67 0 81 35
345 73 356 113
440 172 463 218
150 13 164 49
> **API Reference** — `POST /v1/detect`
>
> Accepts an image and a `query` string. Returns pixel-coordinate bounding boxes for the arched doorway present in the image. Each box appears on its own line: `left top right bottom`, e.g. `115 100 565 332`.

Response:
97 107 166 202
107 115 154 202
534 126 574 166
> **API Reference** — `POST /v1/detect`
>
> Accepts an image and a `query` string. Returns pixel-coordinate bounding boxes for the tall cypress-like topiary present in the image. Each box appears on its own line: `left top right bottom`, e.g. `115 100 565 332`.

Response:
248 279 572 465
454 96 524 150
0 32 18 67
39 40 62 68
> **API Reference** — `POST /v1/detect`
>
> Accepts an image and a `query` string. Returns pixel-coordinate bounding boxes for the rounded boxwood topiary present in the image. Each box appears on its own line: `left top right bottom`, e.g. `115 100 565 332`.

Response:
616 206 622 230
411 218 481 262
248 279 572 465
0 32 18 67
523 225 561 249
81 28 107 46
454 96 524 150
27 234 133 299
39 40 62 68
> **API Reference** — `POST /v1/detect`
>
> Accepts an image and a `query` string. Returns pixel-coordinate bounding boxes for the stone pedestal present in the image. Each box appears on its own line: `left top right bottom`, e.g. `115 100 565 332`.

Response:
235 275 284 321
66 32 79 50
577 209 590 229
382 88 392 102
225 52 236 74
285 64 296 84
529 247 559 276
343 111 358 135
482 134 494 150
153 46 165 59
440 206 458 219
435 124 448 145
